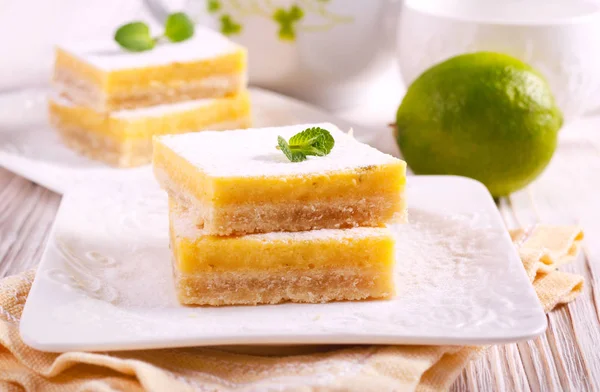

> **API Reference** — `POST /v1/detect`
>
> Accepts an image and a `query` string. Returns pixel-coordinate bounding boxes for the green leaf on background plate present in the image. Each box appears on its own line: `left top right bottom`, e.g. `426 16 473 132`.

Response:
114 22 156 52
164 12 195 42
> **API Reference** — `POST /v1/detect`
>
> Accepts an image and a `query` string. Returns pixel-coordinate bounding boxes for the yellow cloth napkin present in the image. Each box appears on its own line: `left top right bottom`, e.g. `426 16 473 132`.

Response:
0 225 584 392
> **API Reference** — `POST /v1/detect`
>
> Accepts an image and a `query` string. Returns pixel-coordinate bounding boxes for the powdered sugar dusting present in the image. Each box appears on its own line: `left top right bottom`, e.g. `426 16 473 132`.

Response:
393 209 498 295
58 27 242 71
157 123 401 178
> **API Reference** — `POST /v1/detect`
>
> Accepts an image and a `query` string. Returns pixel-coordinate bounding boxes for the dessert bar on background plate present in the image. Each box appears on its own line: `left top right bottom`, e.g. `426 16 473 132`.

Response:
54 27 246 111
49 92 252 167
20 176 546 352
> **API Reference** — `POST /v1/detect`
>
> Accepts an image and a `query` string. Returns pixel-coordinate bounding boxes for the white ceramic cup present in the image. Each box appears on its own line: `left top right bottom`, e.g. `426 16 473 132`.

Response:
397 0 600 122
145 0 401 110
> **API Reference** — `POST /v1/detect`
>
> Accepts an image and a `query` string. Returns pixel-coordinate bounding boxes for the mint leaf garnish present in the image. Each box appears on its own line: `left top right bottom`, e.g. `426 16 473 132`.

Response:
165 12 195 42
114 22 156 52
114 12 195 52
278 136 306 162
289 127 334 155
277 127 335 162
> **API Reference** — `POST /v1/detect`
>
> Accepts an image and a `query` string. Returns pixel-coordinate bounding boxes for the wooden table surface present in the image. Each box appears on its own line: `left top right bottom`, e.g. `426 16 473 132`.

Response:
1 121 599 391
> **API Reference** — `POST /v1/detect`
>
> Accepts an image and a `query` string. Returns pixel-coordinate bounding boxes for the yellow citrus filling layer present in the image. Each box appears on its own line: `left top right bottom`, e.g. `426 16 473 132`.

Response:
49 91 251 142
153 142 406 206
170 220 395 275
54 48 246 95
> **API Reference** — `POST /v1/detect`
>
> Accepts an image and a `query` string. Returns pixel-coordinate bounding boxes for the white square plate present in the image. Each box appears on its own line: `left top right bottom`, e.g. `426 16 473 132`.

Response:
20 175 546 352
0 87 378 195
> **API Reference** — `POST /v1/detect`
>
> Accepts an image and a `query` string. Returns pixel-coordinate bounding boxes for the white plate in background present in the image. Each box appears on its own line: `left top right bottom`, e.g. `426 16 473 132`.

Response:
0 87 379 194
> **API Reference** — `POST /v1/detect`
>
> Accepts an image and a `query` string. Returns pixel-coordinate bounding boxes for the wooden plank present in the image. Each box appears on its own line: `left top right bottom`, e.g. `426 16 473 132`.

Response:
0 169 60 278
500 344 531 392
507 193 593 392
450 371 470 392
526 128 600 392
506 124 600 392
496 193 568 392
516 337 562 392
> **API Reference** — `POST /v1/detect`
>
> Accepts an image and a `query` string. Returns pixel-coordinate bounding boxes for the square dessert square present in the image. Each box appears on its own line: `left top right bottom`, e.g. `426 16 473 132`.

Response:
169 200 396 306
153 123 407 235
54 27 247 111
49 91 251 167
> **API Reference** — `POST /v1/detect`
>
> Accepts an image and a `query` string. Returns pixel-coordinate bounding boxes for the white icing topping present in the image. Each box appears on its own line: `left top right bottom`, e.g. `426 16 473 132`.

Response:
50 94 218 118
57 26 242 71
157 123 402 178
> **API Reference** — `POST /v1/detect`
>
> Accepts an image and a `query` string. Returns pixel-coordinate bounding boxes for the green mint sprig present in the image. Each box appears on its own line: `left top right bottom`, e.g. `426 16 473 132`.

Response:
114 22 156 52
114 12 195 52
277 127 335 162
164 12 195 42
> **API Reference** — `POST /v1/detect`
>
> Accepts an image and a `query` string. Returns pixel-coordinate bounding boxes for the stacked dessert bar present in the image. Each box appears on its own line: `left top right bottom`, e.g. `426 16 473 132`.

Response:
153 123 407 306
49 27 251 167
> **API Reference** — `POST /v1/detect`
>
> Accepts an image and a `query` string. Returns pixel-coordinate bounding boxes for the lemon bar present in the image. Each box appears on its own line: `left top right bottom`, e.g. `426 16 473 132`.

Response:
170 200 396 306
153 123 407 235
49 91 251 167
54 27 246 111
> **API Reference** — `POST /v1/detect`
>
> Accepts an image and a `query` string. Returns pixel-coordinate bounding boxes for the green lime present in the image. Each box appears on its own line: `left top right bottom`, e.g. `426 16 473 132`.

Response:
396 52 563 197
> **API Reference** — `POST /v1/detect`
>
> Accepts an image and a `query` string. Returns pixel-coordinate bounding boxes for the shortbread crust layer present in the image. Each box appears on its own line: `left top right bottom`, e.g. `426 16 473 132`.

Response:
175 268 395 306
